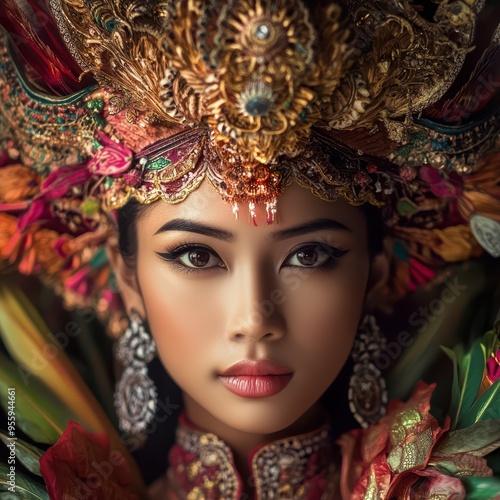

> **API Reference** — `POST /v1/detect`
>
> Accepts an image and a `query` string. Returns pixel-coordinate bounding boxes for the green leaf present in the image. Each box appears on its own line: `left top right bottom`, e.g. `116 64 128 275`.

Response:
0 463 48 499
482 329 498 359
435 419 500 457
0 433 44 476
461 379 500 428
455 340 486 428
441 345 461 427
461 476 500 499
0 353 63 444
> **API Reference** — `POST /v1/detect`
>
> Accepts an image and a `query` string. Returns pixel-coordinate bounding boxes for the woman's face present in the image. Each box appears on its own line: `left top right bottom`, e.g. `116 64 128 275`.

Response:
129 181 371 434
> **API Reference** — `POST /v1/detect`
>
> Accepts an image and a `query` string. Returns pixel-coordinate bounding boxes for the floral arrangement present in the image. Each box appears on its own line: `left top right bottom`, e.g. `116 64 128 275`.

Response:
339 328 500 499
0 286 499 499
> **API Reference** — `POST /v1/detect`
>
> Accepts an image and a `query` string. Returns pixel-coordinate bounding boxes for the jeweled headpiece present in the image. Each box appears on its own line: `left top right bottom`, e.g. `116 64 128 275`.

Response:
0 0 499 333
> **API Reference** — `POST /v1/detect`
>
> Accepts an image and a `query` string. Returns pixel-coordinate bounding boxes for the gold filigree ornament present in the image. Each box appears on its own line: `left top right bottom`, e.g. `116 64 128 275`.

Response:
47 0 484 204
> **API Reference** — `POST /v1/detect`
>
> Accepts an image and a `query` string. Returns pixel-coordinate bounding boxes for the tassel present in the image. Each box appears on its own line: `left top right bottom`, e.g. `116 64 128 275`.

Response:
248 202 257 226
265 199 278 225
232 201 239 220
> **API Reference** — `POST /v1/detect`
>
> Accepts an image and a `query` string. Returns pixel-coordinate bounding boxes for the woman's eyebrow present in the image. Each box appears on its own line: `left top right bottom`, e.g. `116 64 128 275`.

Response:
154 218 235 241
270 218 352 240
154 217 351 241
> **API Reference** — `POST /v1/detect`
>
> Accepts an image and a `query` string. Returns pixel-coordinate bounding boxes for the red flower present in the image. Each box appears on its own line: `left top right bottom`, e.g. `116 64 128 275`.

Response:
39 421 139 500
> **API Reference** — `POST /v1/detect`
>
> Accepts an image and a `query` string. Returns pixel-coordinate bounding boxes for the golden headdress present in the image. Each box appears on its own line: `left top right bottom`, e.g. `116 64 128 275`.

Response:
0 0 499 333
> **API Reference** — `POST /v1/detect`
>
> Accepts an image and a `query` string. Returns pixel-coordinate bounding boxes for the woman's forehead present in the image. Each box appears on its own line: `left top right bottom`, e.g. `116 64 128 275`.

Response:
136 181 367 237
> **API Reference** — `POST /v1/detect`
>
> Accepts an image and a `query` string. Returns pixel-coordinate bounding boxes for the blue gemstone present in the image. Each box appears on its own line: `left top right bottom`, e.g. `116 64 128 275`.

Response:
245 97 271 117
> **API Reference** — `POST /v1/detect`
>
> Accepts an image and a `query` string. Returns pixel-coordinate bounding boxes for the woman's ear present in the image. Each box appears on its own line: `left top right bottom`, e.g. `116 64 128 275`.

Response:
364 239 393 314
106 233 146 318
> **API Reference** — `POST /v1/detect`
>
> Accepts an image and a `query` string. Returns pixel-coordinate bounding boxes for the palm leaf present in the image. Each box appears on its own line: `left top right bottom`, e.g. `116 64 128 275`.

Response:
435 419 500 457
0 285 105 432
461 378 500 428
0 463 48 499
0 353 63 444
455 339 486 428
441 345 461 427
0 285 146 495
0 433 44 476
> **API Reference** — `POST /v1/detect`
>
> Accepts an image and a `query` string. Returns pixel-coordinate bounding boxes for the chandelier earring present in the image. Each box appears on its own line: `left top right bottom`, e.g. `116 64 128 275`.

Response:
113 310 158 433
348 314 388 428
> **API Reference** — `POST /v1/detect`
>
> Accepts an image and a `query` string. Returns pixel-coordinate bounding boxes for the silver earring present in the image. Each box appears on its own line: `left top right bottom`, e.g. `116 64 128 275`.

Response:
348 314 388 428
114 311 157 433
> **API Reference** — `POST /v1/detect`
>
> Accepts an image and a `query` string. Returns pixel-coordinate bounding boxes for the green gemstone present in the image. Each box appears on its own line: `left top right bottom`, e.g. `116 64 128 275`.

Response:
88 99 104 111
146 157 172 170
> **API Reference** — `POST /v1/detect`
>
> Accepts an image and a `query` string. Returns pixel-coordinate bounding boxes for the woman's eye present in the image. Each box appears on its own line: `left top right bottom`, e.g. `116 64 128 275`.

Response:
156 245 224 271
285 244 349 268
178 249 220 268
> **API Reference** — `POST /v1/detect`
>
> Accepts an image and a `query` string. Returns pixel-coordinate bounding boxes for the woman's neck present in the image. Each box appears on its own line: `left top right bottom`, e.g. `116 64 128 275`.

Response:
182 395 326 496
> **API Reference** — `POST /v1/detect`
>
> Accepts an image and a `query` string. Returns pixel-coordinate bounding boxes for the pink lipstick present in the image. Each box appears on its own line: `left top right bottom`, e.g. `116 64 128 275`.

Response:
218 360 293 398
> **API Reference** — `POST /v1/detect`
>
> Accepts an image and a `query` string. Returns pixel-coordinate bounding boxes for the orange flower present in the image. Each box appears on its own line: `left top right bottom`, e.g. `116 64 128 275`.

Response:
0 213 17 252
0 164 40 203
430 225 482 262
32 229 64 275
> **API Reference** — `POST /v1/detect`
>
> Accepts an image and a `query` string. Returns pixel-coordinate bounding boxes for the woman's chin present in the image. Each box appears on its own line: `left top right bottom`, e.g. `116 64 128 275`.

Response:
213 404 307 435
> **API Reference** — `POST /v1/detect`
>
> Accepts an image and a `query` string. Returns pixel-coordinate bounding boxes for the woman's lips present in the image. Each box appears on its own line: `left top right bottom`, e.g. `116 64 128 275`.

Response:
217 360 293 398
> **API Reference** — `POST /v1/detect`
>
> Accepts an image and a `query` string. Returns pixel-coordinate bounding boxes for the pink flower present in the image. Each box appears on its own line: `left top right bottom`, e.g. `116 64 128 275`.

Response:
419 166 463 198
487 350 500 383
399 165 417 181
88 134 134 177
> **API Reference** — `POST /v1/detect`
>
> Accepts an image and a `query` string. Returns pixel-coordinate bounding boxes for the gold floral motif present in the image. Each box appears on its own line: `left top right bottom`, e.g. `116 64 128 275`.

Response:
48 0 480 173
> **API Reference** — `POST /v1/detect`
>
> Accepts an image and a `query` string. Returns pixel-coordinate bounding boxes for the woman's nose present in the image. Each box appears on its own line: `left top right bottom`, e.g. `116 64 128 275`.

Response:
225 265 286 343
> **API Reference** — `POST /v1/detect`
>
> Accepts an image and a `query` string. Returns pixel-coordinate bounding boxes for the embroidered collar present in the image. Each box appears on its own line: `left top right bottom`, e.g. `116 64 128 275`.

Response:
167 413 339 499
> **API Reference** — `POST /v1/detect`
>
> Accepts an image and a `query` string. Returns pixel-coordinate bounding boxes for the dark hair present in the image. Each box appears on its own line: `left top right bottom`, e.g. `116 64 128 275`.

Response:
117 197 385 265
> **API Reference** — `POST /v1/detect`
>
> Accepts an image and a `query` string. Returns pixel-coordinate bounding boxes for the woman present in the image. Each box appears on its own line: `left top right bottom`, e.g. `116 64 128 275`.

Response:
0 0 499 498
112 184 385 498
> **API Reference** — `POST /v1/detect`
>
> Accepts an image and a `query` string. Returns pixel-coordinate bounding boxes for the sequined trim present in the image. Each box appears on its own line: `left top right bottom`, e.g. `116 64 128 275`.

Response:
168 416 338 499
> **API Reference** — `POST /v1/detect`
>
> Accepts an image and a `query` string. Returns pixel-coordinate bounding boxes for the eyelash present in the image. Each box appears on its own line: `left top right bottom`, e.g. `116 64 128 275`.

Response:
156 242 350 275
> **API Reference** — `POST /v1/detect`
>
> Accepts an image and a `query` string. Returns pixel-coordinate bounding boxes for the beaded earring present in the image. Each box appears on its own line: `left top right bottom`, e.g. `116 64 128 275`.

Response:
348 314 388 428
114 311 157 433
